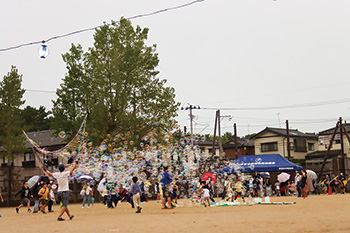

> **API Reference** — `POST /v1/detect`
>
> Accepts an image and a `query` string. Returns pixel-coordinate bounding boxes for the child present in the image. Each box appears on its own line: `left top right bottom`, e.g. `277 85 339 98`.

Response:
15 181 33 213
290 181 297 196
226 180 234 202
172 179 179 205
234 179 245 202
154 179 161 203
200 181 210 207
38 182 50 214
131 177 142 213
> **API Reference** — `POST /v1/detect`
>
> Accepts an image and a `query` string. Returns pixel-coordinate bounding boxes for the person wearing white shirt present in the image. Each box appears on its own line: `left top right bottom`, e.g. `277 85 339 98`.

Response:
45 161 77 221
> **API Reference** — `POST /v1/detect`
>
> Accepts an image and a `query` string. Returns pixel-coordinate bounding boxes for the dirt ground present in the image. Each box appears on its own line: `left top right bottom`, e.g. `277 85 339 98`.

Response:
0 194 349 233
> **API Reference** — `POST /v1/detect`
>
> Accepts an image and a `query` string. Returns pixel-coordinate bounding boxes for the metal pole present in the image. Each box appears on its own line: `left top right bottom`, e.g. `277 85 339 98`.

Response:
286 120 291 160
189 105 193 145
218 109 223 157
212 110 218 156
234 123 238 159
339 117 345 174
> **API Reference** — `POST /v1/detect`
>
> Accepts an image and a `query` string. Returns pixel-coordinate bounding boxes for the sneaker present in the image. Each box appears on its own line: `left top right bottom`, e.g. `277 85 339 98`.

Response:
70 215 74 220
87 206 89 208
33 211 38 214
27 209 32 213
49 210 54 212
0 214 2 217
82 206 84 209
41 211 47 214
15 208 19 214
57 217 65 221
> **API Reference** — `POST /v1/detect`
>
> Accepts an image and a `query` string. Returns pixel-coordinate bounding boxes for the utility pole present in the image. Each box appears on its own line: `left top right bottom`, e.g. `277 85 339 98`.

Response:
181 104 200 145
234 123 238 159
286 120 291 160
189 106 193 141
218 109 223 157
212 111 218 157
319 121 340 178
339 117 346 174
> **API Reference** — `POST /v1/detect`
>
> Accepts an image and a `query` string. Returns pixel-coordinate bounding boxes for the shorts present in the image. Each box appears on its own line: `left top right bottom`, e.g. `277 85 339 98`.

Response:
163 186 171 198
57 191 70 207
40 199 49 205
21 198 30 205
172 191 178 199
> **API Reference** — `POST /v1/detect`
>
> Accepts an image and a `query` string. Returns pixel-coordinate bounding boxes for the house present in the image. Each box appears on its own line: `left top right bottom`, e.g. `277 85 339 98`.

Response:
222 137 255 159
1 130 66 169
253 127 318 161
0 130 66 206
305 124 350 175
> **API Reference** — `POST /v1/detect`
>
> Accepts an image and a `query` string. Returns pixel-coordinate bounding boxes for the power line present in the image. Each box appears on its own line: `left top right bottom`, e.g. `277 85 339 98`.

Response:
25 89 56 93
0 0 204 53
201 98 350 111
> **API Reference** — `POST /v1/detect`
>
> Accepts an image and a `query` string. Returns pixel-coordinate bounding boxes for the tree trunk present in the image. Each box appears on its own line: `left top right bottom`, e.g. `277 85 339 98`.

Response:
7 165 12 207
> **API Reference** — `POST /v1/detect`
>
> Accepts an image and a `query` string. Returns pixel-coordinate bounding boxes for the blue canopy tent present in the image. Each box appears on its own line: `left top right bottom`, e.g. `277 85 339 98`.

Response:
216 154 303 173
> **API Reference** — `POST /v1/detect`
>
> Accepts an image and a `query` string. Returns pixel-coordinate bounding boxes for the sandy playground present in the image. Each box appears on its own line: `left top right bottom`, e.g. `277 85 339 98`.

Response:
0 194 349 233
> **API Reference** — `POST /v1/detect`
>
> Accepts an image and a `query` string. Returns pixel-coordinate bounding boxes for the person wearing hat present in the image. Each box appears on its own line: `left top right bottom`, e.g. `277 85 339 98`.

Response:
45 162 78 221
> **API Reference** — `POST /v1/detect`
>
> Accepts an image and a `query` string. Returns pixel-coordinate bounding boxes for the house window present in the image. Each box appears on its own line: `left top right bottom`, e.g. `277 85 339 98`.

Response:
335 140 341 144
24 152 35 161
308 143 315 151
261 142 278 152
293 138 307 152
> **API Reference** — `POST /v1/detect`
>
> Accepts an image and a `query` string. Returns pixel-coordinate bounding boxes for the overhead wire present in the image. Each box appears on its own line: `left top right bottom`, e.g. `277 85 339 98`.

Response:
200 97 350 111
0 0 204 52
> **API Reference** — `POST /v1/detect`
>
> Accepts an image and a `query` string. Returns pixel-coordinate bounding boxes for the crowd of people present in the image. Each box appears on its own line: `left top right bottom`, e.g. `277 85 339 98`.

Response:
2 153 349 220
213 170 348 201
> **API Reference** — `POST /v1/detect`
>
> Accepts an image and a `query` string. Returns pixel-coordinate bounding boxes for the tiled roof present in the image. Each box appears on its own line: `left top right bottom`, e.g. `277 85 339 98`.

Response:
306 149 341 160
254 127 317 139
25 130 66 148
319 123 350 136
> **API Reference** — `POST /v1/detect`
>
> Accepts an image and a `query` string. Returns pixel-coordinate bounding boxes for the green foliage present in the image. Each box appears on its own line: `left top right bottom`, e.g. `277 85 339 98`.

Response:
0 66 26 159
20 105 51 132
203 132 238 144
51 18 180 145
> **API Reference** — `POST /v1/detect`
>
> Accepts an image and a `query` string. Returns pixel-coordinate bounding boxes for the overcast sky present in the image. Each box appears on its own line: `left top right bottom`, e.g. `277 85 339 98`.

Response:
1 0 350 137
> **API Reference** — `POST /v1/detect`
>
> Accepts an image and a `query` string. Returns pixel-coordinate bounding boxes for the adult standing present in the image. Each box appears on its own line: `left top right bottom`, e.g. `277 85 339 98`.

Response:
306 176 315 195
161 166 173 209
82 183 92 208
300 170 308 198
45 162 78 221
131 177 142 213
295 173 301 197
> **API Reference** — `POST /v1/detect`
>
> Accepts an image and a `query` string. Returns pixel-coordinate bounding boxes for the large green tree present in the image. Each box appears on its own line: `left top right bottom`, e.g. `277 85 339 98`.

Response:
20 105 51 132
51 18 179 145
0 66 26 160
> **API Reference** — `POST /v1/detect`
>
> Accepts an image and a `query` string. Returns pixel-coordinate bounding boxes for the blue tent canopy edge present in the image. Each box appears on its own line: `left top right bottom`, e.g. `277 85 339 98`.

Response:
217 154 303 173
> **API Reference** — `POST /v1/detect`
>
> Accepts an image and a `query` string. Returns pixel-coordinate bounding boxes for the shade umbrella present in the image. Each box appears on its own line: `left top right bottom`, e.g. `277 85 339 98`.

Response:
27 175 40 189
306 170 317 180
277 172 290 183
202 172 216 185
77 175 93 181
260 172 270 177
